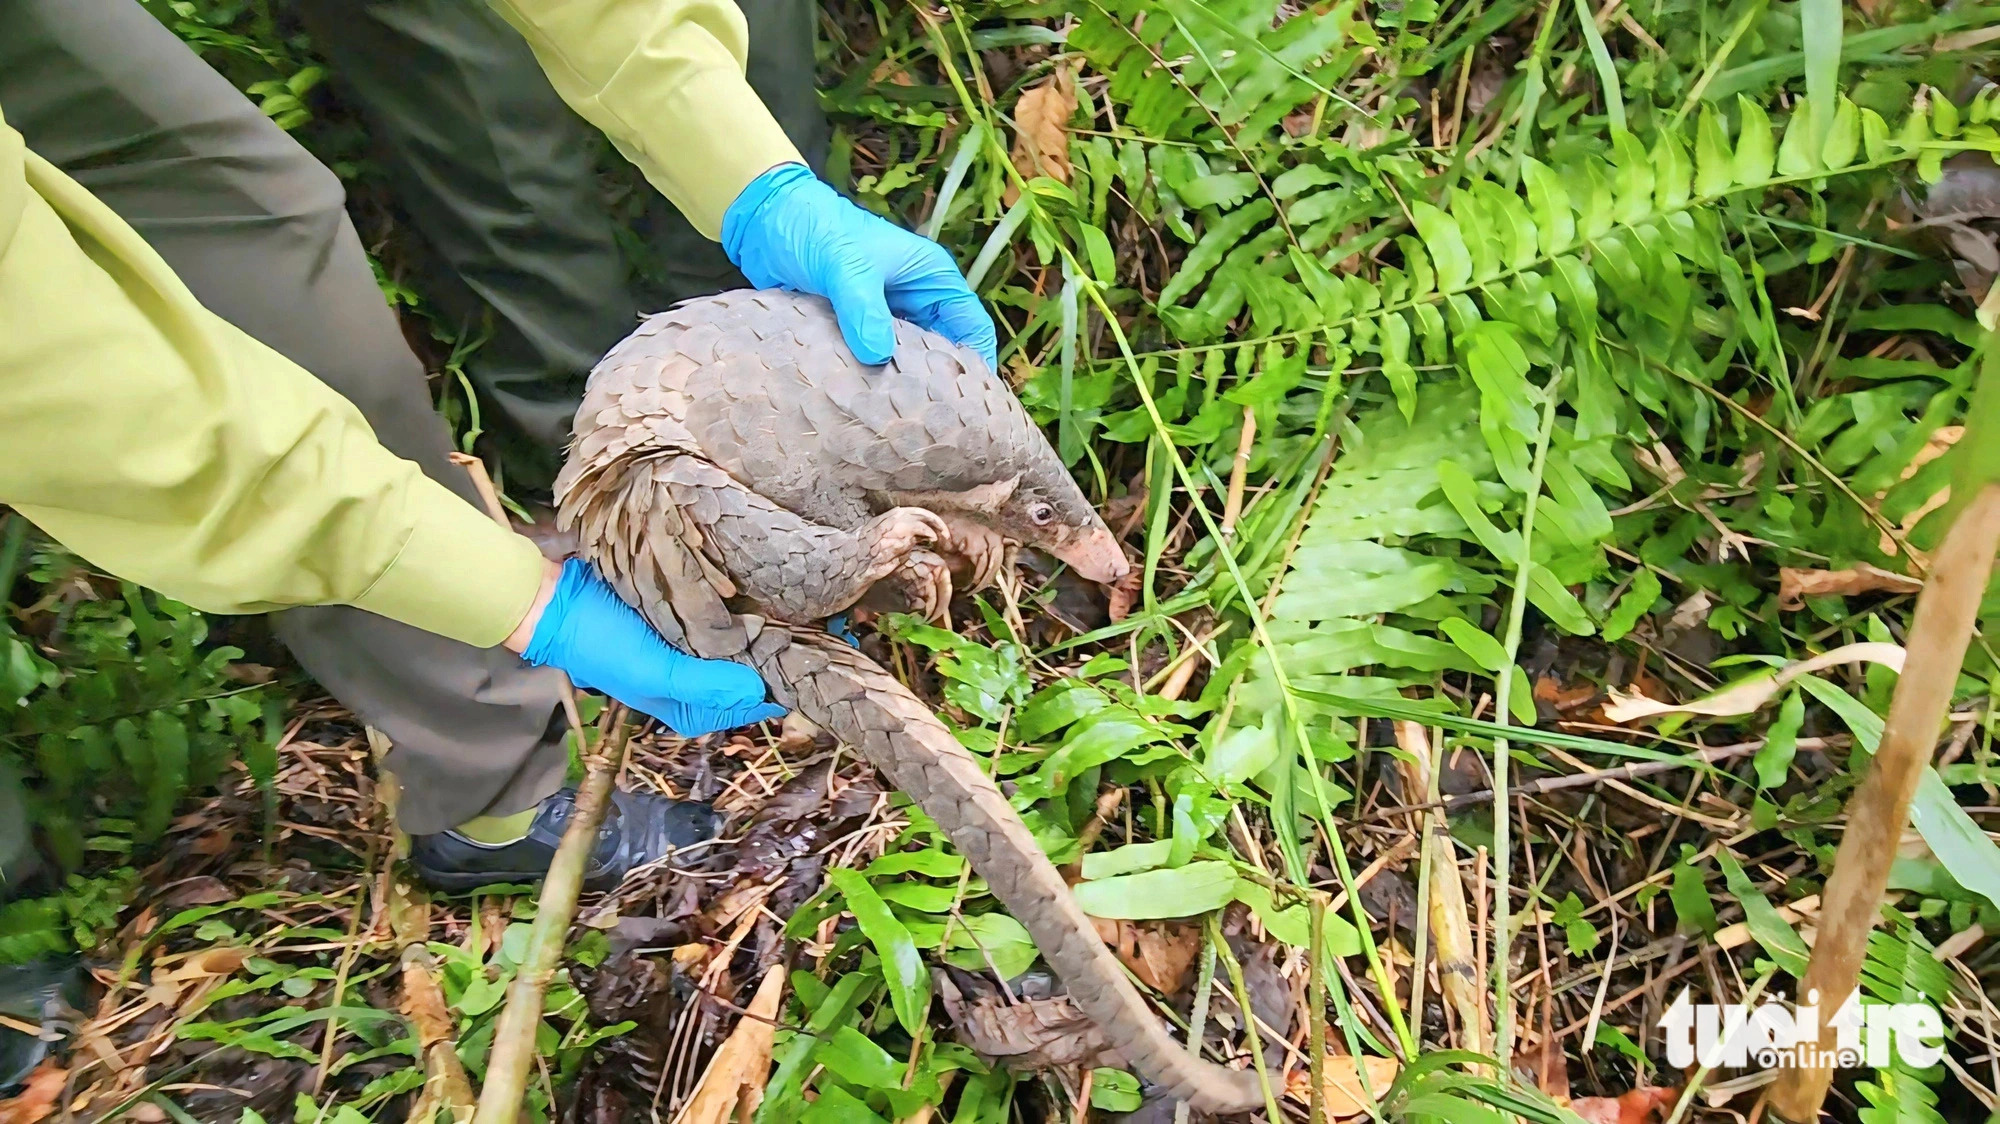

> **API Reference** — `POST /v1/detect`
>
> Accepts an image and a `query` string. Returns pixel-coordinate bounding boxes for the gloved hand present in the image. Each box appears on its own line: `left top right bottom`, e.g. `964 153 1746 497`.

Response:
722 163 999 372
521 559 784 736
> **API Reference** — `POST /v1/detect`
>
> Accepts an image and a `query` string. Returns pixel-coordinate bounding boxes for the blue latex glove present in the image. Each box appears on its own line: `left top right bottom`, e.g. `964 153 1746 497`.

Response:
722 163 998 372
522 559 785 736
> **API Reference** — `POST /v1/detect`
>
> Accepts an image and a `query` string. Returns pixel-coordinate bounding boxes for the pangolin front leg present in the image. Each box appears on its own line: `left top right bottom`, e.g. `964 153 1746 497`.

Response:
937 516 1007 591
871 517 1004 621
651 457 945 623
872 549 953 622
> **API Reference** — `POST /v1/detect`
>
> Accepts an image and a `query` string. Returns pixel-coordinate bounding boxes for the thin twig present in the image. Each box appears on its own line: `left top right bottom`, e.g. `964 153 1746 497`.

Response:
1770 483 2000 1120
471 704 633 1124
1394 722 1488 1061
1368 738 1814 819
1220 407 1256 538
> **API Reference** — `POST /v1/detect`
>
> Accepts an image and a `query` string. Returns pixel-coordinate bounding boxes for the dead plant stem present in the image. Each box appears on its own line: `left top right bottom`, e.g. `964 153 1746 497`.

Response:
1769 481 2000 1120
471 704 632 1124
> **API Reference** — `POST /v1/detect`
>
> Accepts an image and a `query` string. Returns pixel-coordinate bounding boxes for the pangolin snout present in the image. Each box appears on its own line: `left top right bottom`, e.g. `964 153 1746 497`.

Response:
1050 526 1131 584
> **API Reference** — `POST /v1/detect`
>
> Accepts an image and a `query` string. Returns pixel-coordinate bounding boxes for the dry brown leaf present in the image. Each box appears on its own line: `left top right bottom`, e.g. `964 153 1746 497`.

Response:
386 877 432 949
677 966 785 1124
0 1061 65 1124
1511 1032 1569 1101
870 58 916 86
1570 1087 1680 1124
1903 426 1965 481
1602 642 1905 723
1632 441 1685 486
1091 917 1198 993
180 946 248 978
1282 1055 1401 1119
401 947 475 1124
938 977 1128 1071
1778 563 1923 609
1532 676 1596 712
1005 65 1076 205
400 951 457 1047
1873 426 1964 554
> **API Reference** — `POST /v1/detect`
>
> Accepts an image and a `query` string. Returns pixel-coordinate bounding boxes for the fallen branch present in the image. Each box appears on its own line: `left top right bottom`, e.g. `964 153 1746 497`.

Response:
471 702 631 1124
1392 722 1488 1059
1769 482 2000 1119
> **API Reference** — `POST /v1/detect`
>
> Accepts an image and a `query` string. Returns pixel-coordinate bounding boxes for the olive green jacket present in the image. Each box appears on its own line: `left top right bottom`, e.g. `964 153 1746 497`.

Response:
0 0 802 648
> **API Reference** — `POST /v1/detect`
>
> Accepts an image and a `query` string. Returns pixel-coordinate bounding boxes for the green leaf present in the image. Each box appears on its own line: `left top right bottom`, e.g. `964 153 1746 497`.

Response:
1861 105 1892 162
1551 891 1600 956
816 1025 904 1089
1073 861 1238 920
1079 223 1117 286
1520 159 1575 258
1174 172 1259 211
1694 108 1735 196
1800 0 1842 156
1157 199 1274 306
1571 0 1626 134
1438 618 1508 673
1716 852 1810 976
1207 721 1281 785
1410 202 1472 292
1652 130 1691 210
828 868 930 1035
875 881 965 913
1669 855 1717 936
1794 674 1883 751
1234 881 1361 955
1601 568 1660 642
1038 713 1170 790
1435 461 1594 635
1379 310 1417 421
802 1085 889 1124
1734 95 1776 184
1776 98 1819 176
1091 1069 1144 1112
1594 1024 1649 1069
865 848 966 879
1823 96 1861 169
1909 767 2000 913
1754 690 1805 790
940 912 1040 979
1082 840 1175 880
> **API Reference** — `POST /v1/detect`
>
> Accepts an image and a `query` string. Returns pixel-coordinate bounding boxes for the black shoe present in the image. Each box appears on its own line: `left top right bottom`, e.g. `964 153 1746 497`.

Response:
408 788 722 893
0 958 83 1090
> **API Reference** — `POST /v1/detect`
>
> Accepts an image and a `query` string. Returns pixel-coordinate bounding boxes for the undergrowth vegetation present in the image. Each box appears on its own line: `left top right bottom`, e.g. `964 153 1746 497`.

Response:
5 1 2000 1122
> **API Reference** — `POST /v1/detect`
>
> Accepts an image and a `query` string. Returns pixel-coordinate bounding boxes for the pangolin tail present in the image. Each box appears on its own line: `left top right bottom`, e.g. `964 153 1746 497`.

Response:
753 630 1267 1115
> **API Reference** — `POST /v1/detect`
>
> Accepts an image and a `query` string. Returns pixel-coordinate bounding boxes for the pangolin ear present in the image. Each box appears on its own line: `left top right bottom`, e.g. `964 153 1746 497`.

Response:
891 475 1019 514
960 475 1020 513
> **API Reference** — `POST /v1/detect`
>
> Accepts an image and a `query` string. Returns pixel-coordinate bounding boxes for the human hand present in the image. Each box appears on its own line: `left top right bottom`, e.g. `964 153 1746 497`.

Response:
722 163 998 372
507 559 784 736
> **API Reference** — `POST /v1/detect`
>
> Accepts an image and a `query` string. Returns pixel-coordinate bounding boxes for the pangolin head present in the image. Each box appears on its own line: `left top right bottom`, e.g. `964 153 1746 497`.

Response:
982 464 1130 585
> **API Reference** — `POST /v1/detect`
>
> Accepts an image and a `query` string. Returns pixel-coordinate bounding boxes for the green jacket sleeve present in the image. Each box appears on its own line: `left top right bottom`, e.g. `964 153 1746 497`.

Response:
0 114 548 649
487 0 804 239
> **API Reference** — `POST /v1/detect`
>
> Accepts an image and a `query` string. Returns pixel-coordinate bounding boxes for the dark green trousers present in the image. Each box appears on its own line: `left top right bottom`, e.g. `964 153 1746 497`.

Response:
294 0 830 486
0 0 826 833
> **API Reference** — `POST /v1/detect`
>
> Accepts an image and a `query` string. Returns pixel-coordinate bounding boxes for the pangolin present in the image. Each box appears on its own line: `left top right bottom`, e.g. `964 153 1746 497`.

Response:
555 290 1265 1113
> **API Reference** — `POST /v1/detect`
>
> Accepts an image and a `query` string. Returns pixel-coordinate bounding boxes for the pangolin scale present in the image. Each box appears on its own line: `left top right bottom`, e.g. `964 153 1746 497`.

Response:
555 290 1264 1113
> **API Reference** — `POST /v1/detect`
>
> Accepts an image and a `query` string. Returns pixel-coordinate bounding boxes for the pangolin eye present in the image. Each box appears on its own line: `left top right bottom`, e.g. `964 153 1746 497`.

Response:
1028 502 1056 526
